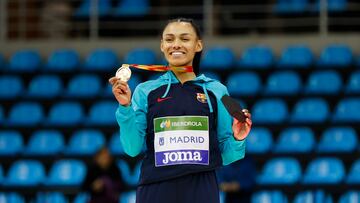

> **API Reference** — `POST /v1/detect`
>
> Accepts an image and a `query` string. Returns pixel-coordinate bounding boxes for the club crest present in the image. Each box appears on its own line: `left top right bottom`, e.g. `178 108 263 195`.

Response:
196 93 207 103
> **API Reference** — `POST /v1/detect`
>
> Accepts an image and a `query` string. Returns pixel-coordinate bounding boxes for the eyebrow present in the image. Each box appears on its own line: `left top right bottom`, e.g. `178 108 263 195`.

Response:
164 33 192 37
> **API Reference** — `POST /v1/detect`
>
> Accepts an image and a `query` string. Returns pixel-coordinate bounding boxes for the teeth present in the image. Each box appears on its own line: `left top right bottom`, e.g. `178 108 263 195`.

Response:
172 52 184 55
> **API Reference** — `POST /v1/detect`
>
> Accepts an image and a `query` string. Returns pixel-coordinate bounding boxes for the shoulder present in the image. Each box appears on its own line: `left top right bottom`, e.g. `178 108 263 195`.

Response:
133 76 168 97
206 80 228 99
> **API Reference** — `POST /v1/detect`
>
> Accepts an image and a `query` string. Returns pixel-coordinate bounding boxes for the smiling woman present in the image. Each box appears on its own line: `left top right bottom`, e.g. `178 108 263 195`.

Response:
109 18 252 203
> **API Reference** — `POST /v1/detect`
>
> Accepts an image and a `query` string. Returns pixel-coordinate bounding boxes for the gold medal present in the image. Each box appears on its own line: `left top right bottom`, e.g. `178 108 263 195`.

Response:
116 64 132 82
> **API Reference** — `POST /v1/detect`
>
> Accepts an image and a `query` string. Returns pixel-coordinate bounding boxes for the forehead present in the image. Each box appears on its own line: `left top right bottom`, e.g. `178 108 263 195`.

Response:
162 22 197 36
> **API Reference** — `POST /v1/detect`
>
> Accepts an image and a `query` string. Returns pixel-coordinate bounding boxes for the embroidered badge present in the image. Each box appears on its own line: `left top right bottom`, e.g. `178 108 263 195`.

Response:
196 93 207 103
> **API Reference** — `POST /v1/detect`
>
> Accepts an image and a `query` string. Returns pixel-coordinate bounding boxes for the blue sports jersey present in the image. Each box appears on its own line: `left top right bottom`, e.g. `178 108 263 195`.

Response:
116 71 246 185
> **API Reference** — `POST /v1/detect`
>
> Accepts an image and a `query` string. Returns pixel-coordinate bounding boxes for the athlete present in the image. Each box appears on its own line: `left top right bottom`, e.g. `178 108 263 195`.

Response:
109 18 252 203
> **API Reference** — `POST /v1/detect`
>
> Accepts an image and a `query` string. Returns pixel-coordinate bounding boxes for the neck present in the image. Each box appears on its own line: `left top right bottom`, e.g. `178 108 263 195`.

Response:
172 70 196 84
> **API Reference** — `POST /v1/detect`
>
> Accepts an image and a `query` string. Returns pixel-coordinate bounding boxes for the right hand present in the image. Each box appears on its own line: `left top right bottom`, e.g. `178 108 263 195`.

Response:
109 77 132 106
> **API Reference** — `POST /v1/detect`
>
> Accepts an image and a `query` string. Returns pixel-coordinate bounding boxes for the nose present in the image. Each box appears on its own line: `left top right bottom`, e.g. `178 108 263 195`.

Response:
172 39 181 49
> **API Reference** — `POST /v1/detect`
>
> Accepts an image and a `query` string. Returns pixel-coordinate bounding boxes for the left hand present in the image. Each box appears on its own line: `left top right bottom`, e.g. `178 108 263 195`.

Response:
232 109 252 141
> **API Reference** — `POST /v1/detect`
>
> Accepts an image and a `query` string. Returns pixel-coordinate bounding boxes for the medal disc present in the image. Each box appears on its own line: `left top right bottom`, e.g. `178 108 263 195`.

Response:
116 65 132 82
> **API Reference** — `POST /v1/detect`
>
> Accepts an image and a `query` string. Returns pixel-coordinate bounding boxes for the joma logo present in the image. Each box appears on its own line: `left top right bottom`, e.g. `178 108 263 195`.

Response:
162 151 202 164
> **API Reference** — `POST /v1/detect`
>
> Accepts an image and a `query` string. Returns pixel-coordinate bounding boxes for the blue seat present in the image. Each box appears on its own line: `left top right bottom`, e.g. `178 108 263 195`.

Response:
0 193 25 203
294 190 334 203
66 130 105 155
47 102 83 126
109 132 125 155
317 44 353 68
291 98 329 123
87 101 118 125
275 127 315 153
0 165 3 183
119 190 137 203
0 131 23 156
4 160 45 186
46 49 79 71
317 127 357 153
346 71 360 94
34 192 67 203
252 99 288 124
303 157 345 184
246 127 273 154
264 71 301 95
46 159 86 186
238 45 274 69
117 160 141 186
7 102 44 126
200 71 221 81
333 98 360 122
339 191 360 203
73 193 89 203
313 0 348 12
124 48 157 65
114 0 149 17
74 0 111 18
251 191 288 203
305 70 342 94
258 158 301 185
226 72 261 96
9 49 41 72
201 47 235 70
0 76 23 99
27 75 63 98
66 74 101 98
274 0 308 14
84 48 119 71
346 159 360 184
24 130 64 156
277 45 313 68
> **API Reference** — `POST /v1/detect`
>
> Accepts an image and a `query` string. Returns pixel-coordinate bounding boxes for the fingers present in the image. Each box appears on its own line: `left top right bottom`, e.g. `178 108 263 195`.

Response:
242 109 251 119
108 77 118 85
112 81 129 94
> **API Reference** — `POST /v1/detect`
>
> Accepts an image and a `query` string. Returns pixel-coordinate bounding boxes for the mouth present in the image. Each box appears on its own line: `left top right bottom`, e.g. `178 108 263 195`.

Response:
170 51 186 56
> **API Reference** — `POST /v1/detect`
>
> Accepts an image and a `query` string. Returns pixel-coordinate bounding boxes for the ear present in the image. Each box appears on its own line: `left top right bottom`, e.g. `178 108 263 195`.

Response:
160 39 165 53
195 40 203 52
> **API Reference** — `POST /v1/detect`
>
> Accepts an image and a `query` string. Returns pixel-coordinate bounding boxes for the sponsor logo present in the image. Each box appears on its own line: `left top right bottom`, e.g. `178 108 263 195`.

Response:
162 151 203 164
196 93 207 103
157 97 172 103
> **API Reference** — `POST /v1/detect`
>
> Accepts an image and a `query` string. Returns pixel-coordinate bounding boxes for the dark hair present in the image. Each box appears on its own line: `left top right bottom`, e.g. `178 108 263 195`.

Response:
161 18 203 75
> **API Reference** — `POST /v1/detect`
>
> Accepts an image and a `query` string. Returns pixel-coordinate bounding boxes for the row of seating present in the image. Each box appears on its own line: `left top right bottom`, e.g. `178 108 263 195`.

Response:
274 0 348 14
1 44 359 72
0 159 140 187
1 70 359 99
2 97 359 126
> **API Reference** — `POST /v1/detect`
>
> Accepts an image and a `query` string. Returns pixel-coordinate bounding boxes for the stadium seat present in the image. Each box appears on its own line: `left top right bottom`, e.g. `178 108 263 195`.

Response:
200 71 221 81
84 48 119 71
226 72 261 96
317 127 357 153
33 192 68 203
252 99 288 124
294 190 334 203
333 98 360 122
4 160 45 186
305 70 342 94
238 45 274 68
74 0 111 18
66 130 105 155
8 49 41 72
346 71 360 94
303 157 345 184
0 131 23 155
0 193 25 203
46 49 80 71
274 127 315 153
24 130 64 156
346 159 360 184
274 0 308 14
258 158 301 185
47 102 84 126
109 132 125 155
66 74 101 98
0 76 23 98
73 193 90 203
277 45 313 68
119 190 137 203
0 165 2 183
246 127 273 154
87 101 118 125
7 102 44 126
27 75 63 98
339 191 360 203
291 98 329 123
201 47 236 70
313 0 348 12
317 44 353 68
46 159 86 186
124 48 157 65
264 71 301 95
114 0 149 16
117 160 141 186
251 191 288 203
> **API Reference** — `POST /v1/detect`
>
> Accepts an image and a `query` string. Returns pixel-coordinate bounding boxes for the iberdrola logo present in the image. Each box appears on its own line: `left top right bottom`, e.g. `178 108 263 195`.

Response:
160 120 171 129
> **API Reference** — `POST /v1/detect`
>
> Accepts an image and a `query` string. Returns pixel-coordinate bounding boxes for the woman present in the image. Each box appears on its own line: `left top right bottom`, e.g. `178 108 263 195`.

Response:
109 18 252 203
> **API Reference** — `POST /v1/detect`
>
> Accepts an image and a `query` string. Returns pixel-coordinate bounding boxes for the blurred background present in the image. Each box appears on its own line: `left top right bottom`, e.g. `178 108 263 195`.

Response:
0 0 359 202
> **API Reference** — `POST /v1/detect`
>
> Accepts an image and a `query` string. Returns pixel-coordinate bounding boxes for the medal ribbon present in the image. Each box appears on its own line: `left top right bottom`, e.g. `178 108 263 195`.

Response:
123 64 193 73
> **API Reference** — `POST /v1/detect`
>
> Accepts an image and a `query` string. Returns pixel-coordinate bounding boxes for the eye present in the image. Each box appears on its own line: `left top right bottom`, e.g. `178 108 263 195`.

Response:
182 38 190 42
165 38 173 42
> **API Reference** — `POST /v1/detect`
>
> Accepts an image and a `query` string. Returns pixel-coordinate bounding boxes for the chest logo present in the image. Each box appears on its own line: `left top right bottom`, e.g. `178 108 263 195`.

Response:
157 97 172 103
196 93 207 103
